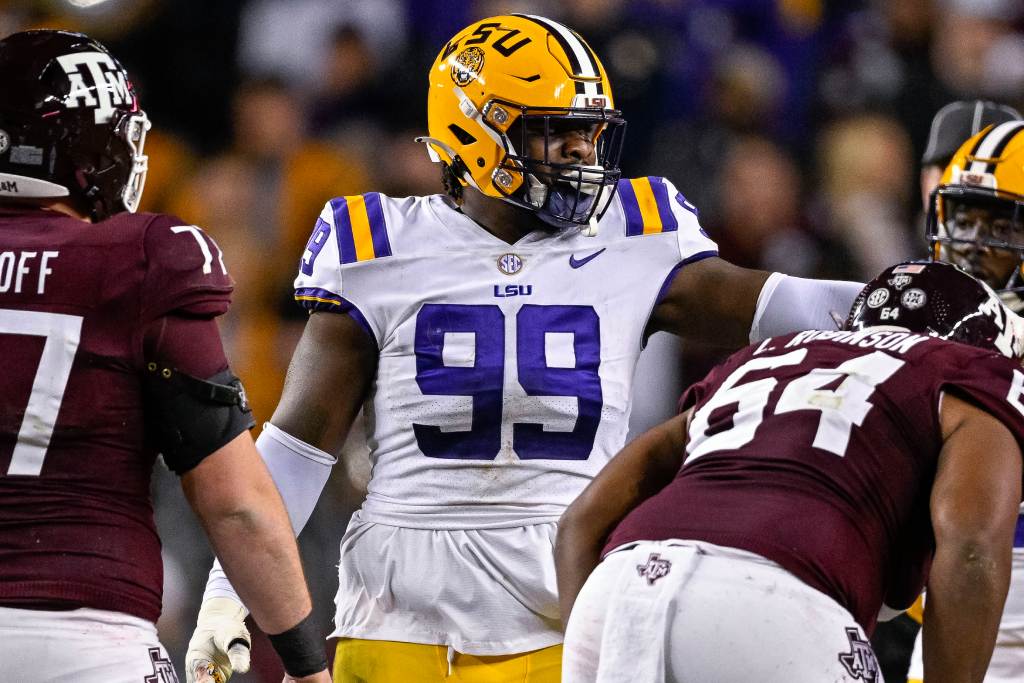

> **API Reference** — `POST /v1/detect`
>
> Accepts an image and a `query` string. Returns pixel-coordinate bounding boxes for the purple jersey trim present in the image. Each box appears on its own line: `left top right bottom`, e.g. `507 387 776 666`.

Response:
364 192 393 258
293 287 377 347
344 304 376 347
1015 512 1024 549
617 179 644 237
641 250 720 348
654 251 719 306
295 286 344 309
649 177 678 232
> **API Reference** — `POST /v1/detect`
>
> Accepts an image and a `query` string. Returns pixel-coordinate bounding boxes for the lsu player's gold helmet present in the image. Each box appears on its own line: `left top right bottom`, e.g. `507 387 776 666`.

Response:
419 14 626 232
927 120 1024 299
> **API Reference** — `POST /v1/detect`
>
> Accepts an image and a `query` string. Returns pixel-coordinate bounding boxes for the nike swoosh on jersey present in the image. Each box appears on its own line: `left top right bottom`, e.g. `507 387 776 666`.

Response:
569 248 607 269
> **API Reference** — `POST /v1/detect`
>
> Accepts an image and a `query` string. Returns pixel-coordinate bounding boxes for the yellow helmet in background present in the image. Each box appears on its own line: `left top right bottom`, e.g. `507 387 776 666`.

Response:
420 14 626 230
927 120 1024 299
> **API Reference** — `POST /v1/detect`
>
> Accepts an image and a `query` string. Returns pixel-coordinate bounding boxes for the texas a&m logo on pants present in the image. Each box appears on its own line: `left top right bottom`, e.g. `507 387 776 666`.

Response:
636 553 672 585
837 627 880 682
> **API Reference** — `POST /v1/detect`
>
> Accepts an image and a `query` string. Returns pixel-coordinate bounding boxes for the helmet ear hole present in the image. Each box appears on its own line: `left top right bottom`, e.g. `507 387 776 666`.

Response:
476 158 485 167
447 124 477 146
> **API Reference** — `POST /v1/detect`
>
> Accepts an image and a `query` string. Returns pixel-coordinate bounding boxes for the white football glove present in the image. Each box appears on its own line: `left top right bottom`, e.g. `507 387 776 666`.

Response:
185 597 252 683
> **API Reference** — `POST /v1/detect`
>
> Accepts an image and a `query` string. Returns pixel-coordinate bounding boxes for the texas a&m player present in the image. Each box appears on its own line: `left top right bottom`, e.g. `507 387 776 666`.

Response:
0 30 328 683
559 261 1024 682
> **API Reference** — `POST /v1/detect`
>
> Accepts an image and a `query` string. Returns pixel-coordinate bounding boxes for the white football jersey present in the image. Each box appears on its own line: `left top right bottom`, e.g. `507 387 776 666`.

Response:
294 177 717 529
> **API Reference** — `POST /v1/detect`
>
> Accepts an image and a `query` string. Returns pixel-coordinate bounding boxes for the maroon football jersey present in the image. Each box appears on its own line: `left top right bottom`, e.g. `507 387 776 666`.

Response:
606 328 1024 633
0 206 232 623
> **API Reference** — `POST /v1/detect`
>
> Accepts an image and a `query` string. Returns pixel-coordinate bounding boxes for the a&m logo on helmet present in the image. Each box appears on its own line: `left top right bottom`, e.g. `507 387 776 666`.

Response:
887 274 913 290
451 46 485 87
56 51 131 124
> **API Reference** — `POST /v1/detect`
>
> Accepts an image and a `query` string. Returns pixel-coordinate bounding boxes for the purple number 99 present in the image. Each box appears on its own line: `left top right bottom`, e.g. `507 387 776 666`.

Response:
413 303 602 460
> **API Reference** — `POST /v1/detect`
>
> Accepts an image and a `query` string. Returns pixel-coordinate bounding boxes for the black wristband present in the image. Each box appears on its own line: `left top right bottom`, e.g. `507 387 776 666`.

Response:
267 610 328 678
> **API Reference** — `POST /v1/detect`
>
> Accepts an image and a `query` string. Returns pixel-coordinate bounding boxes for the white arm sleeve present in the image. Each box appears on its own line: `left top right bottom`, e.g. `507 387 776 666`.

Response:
749 273 864 343
202 422 337 603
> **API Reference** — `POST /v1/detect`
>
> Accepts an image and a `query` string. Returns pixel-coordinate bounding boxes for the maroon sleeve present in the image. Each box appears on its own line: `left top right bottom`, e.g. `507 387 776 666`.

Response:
678 346 752 413
939 347 1024 496
678 376 710 414
143 315 229 378
140 215 233 321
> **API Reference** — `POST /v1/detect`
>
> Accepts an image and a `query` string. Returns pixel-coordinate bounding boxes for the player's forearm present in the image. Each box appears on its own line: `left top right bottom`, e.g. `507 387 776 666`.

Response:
554 520 604 630
182 433 316 634
922 540 1010 682
555 413 688 625
197 502 314 634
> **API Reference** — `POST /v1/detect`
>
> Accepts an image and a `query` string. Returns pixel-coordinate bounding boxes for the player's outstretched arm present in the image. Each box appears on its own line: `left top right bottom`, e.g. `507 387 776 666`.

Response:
647 257 862 345
924 393 1022 683
182 432 330 683
556 410 690 627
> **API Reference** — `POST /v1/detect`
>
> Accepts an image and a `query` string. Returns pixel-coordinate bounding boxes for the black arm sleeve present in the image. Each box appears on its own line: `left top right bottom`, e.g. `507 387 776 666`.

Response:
142 315 255 474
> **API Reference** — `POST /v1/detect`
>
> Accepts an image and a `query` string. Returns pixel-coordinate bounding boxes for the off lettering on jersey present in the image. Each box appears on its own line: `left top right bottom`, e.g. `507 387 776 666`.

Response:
332 193 393 264
618 176 678 236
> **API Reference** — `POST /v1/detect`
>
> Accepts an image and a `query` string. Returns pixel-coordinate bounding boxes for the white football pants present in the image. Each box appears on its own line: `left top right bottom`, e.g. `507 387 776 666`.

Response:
0 605 177 683
563 540 883 683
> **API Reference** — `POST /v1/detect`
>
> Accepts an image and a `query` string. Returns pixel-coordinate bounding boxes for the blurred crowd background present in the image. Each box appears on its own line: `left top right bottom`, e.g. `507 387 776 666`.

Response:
3 0 1024 679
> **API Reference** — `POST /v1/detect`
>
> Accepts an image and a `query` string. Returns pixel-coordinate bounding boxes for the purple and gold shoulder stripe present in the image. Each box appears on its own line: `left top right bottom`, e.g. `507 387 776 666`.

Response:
295 286 349 312
618 176 679 237
293 287 375 344
332 193 393 264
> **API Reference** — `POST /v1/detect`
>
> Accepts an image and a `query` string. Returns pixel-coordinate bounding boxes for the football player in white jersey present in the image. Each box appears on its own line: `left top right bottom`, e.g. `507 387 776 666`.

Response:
186 14 863 683
903 117 1024 682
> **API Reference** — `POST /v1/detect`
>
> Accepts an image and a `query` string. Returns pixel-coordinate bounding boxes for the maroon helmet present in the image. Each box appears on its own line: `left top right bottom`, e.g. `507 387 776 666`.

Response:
845 260 1024 360
0 30 150 220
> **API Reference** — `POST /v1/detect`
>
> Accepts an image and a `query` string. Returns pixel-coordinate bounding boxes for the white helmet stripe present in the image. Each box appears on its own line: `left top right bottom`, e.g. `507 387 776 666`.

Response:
522 14 600 96
968 121 1024 175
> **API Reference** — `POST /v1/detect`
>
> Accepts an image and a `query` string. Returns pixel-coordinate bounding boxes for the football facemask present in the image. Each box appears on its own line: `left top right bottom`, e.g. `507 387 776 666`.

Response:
927 120 1024 296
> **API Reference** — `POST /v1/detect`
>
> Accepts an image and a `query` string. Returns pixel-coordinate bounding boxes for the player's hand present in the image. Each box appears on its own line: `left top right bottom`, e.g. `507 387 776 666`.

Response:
186 597 252 683
282 670 331 683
